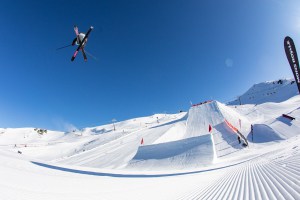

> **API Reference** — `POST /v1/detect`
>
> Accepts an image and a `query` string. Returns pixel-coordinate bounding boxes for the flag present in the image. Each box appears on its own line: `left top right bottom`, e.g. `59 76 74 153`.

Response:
209 125 212 133
141 138 144 145
284 36 300 93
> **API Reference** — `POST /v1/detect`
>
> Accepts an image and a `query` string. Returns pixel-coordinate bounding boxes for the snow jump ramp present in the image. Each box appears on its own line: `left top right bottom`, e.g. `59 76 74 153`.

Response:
129 135 213 169
129 101 250 169
186 101 250 157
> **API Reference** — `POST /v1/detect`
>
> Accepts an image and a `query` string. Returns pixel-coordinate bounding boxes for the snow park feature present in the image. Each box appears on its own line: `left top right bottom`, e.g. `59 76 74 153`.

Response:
282 114 296 120
3 0 300 199
0 78 300 199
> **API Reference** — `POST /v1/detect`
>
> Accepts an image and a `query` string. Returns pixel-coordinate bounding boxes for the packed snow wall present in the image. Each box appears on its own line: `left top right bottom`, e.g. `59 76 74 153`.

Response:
185 101 250 158
128 135 214 170
185 101 224 138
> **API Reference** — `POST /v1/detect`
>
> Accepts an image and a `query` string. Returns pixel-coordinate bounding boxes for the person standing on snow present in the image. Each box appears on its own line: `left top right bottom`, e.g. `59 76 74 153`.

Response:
251 124 254 142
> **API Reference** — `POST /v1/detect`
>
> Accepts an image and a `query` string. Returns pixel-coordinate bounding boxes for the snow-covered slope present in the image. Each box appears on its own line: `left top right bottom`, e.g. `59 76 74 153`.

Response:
53 113 188 169
1 95 299 170
232 95 300 140
228 78 299 105
0 79 300 199
0 128 65 146
178 136 300 200
0 132 299 200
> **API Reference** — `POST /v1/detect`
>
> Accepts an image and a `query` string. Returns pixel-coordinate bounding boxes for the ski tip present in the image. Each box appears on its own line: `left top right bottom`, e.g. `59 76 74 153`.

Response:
90 26 94 29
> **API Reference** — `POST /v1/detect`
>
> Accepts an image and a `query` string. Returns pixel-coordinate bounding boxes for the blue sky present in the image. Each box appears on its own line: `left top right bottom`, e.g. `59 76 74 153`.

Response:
0 0 299 131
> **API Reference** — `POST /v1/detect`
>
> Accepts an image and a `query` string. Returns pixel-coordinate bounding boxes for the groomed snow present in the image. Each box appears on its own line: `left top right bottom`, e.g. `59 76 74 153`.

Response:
0 134 299 199
0 79 299 199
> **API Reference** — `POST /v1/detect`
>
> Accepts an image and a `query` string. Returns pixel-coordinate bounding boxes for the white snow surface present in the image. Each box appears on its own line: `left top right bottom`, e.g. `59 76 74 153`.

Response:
228 78 299 105
0 79 300 199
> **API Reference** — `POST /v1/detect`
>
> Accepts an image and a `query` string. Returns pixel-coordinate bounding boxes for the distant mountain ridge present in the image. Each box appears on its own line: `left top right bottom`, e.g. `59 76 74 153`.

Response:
228 78 299 105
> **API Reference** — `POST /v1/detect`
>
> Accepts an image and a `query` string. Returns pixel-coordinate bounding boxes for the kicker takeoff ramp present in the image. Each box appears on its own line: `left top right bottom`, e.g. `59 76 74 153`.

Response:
185 101 250 158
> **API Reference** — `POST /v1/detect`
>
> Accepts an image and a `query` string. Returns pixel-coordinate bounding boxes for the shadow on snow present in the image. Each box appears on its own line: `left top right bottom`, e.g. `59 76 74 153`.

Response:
31 156 255 178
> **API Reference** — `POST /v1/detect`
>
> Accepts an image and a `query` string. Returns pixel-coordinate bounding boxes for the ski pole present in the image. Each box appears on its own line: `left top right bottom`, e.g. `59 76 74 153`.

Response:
56 44 72 51
85 50 98 61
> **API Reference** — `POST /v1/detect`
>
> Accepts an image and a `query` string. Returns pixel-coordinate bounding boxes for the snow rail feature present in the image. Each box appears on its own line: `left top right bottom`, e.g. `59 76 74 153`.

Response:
225 119 238 133
282 114 295 120
224 119 248 146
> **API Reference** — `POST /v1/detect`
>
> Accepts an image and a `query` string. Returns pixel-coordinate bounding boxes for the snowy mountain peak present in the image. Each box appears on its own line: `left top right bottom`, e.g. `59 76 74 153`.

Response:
228 78 299 105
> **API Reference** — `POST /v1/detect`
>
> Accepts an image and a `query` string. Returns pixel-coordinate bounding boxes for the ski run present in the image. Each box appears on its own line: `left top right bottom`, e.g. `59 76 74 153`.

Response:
0 78 299 200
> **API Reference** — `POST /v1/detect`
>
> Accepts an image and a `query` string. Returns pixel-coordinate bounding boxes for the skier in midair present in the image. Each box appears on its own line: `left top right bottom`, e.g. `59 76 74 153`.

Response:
71 25 93 61
72 32 87 47
56 25 93 62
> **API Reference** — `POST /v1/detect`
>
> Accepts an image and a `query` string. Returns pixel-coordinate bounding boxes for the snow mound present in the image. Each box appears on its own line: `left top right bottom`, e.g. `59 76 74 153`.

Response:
248 124 284 143
234 95 300 141
129 135 213 170
185 101 250 139
183 101 253 158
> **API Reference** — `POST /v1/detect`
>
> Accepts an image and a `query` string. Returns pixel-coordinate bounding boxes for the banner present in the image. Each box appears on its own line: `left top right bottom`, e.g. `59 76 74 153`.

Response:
284 36 300 93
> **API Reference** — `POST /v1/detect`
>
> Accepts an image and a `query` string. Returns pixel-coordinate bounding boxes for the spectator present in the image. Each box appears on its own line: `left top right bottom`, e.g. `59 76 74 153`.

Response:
251 124 254 142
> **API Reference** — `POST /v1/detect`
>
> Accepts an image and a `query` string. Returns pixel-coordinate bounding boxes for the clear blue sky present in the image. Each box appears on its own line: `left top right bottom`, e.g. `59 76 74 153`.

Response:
0 0 299 131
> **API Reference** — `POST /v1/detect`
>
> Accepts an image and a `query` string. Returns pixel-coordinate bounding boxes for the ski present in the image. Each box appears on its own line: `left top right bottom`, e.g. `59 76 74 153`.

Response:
71 26 93 61
74 25 80 44
82 48 87 61
74 25 79 36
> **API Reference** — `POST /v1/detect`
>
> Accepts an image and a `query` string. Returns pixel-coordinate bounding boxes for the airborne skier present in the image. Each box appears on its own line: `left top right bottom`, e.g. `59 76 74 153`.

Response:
71 25 94 62
72 33 86 46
